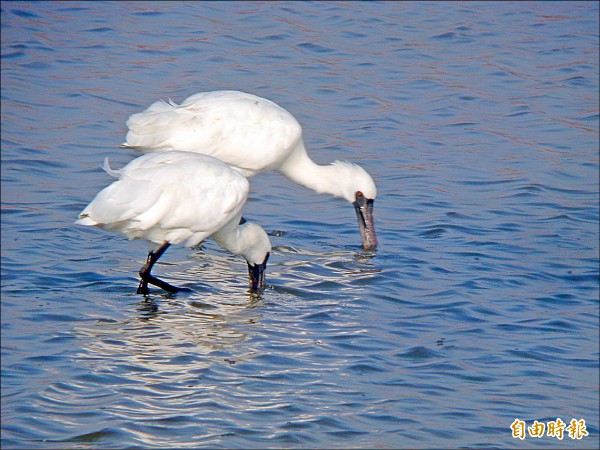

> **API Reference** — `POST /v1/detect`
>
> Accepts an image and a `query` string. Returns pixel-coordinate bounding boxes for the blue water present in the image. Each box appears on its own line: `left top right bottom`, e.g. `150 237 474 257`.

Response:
1 1 598 448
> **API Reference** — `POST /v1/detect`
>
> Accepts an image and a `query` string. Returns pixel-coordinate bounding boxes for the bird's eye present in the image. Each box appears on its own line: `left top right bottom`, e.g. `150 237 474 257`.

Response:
356 191 364 199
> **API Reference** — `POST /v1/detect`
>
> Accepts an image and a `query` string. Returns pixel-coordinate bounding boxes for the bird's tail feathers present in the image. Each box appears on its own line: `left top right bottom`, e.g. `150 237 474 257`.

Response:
74 213 97 226
102 157 121 178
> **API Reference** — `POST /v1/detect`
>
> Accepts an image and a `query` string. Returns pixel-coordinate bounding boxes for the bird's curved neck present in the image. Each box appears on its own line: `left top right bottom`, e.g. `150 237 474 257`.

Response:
212 216 246 257
278 140 345 199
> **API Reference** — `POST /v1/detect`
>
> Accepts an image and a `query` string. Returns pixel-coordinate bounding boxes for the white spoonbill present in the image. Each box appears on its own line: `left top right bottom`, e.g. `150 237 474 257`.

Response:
75 151 271 295
121 90 378 249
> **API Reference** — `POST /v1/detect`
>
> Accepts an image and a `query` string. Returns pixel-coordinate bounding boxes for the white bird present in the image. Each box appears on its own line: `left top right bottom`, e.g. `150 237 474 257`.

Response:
75 151 271 295
121 90 378 249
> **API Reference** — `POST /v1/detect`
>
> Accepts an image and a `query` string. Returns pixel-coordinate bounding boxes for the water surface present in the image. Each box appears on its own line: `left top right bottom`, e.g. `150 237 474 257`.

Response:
2 1 598 448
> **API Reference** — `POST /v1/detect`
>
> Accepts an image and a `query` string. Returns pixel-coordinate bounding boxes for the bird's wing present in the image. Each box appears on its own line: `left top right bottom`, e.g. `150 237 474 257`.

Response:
77 152 250 245
157 156 249 233
123 91 303 174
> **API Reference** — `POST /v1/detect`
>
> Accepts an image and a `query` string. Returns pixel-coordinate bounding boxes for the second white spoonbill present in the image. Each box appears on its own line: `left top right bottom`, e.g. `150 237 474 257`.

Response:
75 151 271 295
121 90 378 249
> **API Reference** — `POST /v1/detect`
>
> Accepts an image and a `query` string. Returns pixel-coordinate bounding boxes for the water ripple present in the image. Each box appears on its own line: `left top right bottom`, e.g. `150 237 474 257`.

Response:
2 1 598 449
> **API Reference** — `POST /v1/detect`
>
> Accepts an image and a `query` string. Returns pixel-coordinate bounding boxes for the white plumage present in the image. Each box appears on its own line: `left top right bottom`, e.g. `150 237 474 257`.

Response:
76 151 271 294
122 90 378 249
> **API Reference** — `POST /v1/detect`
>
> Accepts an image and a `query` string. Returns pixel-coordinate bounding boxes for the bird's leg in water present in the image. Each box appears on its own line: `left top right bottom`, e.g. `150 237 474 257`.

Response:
137 242 180 294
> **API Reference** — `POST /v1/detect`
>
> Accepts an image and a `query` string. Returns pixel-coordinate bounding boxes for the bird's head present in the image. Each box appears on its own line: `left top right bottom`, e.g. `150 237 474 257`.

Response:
239 221 272 293
330 161 378 250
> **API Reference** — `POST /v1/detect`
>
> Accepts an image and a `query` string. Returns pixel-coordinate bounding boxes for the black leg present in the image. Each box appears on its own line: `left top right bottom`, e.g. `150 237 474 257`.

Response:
137 242 180 294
